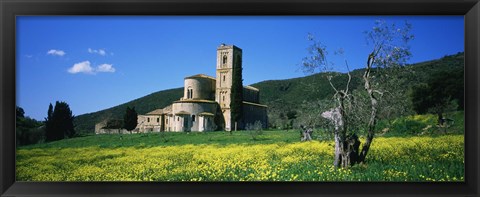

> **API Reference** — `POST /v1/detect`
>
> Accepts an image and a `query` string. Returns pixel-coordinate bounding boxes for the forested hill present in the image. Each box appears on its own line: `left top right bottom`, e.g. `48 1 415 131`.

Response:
75 88 183 133
251 52 464 127
74 52 464 133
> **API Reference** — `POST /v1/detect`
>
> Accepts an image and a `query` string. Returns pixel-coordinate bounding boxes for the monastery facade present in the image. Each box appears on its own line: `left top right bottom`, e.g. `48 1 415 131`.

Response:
96 44 268 133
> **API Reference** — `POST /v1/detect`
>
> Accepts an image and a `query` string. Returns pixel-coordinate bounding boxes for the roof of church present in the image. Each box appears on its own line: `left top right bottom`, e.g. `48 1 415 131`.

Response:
146 109 164 115
244 85 259 91
242 101 268 108
175 111 191 115
185 74 215 80
198 112 215 116
174 99 217 104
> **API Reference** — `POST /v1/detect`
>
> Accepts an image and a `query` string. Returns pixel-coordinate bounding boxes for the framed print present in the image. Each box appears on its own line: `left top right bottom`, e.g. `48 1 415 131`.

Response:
1 0 479 196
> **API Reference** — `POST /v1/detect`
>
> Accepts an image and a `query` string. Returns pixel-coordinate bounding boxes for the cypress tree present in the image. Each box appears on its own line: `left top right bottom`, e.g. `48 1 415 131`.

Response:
44 103 54 141
123 107 138 133
230 54 243 129
45 101 75 141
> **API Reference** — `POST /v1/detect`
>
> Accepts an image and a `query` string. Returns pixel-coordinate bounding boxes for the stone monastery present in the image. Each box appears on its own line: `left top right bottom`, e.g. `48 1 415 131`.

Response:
96 44 268 133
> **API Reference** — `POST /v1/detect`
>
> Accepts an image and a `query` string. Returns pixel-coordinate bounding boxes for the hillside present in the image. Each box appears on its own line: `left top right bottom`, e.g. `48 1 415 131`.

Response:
74 52 464 133
251 52 464 127
75 88 183 133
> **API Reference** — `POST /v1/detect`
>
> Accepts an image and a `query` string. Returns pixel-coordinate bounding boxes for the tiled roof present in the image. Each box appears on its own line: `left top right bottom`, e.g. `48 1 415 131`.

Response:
185 74 215 80
175 111 191 115
198 112 215 116
146 109 164 115
244 85 259 91
242 101 268 108
174 99 217 104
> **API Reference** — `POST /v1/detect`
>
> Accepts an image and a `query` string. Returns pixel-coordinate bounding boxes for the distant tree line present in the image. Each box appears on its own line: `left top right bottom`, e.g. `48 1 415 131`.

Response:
411 67 464 124
16 106 44 146
17 102 139 145
16 101 76 146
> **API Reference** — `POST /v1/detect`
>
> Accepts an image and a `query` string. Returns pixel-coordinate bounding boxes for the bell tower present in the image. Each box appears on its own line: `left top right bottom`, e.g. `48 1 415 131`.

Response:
215 44 242 131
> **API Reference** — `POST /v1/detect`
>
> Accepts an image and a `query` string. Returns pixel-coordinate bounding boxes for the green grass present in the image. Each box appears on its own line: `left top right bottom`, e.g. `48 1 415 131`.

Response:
376 111 464 137
17 112 465 182
20 130 303 149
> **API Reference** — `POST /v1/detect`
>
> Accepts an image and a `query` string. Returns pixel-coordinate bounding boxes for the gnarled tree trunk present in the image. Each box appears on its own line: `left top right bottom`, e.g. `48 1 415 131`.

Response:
358 53 380 163
327 93 361 168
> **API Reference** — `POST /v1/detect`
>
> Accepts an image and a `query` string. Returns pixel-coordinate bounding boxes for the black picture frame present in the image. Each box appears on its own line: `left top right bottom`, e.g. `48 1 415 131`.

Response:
1 0 479 196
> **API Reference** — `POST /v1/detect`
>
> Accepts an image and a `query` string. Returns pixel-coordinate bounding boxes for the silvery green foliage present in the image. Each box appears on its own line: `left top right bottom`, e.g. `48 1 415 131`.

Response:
246 120 264 140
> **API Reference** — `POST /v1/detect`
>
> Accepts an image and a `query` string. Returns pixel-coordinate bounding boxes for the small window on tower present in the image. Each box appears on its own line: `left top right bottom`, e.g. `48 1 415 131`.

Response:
223 96 225 101
223 55 227 65
223 75 225 82
157 118 160 123
147 118 150 122
192 115 195 122
187 88 193 99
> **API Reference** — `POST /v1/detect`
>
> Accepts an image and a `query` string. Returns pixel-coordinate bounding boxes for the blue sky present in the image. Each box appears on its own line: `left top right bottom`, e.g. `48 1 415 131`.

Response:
16 16 464 121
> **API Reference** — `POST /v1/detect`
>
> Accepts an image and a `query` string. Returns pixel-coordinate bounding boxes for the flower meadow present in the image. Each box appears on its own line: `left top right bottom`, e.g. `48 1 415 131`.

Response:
16 132 463 182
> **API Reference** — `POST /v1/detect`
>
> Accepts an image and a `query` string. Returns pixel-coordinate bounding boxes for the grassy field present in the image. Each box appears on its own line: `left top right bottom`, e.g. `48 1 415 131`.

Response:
17 113 464 182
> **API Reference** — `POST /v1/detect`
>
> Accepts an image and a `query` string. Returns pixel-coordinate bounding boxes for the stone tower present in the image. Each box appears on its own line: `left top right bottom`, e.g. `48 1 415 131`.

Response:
215 44 242 131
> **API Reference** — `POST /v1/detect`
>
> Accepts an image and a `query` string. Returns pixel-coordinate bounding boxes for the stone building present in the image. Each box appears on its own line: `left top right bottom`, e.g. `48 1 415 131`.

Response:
95 44 267 134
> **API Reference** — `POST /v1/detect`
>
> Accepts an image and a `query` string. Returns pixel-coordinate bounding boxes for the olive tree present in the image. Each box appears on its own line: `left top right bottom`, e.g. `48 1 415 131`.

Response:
302 20 414 168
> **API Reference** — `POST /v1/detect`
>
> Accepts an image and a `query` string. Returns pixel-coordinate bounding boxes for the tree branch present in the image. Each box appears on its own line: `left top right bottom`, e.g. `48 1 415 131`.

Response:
344 60 352 94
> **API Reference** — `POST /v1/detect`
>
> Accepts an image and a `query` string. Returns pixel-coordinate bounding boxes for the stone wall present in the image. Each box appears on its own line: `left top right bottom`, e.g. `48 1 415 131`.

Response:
168 100 221 132
243 86 260 103
242 102 268 129
96 128 133 134
137 115 163 132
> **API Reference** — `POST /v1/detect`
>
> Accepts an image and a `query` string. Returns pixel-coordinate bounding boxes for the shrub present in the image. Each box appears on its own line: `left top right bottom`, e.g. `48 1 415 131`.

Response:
246 120 263 140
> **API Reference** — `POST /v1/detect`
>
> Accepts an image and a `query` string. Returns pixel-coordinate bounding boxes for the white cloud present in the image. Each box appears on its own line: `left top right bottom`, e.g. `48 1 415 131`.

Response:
47 49 66 56
68 61 94 74
98 49 106 56
67 61 116 74
96 64 115 73
25 55 33 58
88 48 108 56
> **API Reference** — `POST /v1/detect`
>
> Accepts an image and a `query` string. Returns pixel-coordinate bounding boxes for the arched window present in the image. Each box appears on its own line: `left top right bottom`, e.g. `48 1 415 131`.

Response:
223 75 226 82
222 55 227 65
187 87 193 99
